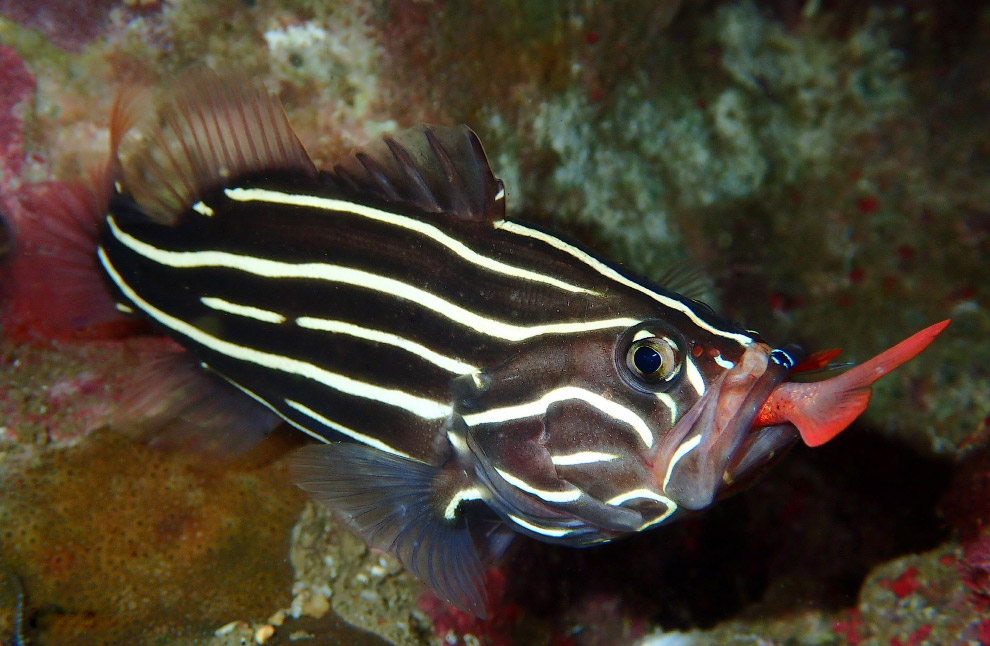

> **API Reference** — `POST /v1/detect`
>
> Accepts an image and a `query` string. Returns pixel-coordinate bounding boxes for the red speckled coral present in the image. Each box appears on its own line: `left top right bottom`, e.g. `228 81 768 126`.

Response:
881 566 921 599
832 609 865 645
0 44 34 187
961 534 990 608
0 0 124 52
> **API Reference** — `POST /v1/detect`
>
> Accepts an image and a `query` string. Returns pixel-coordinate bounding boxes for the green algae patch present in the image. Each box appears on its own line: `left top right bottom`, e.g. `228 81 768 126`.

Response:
0 431 303 645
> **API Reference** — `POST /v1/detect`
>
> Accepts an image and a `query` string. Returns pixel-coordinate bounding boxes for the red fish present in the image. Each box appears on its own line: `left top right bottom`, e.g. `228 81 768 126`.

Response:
753 320 950 447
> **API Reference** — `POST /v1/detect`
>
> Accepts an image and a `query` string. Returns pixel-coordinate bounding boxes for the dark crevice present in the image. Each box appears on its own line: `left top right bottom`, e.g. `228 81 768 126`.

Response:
504 425 953 629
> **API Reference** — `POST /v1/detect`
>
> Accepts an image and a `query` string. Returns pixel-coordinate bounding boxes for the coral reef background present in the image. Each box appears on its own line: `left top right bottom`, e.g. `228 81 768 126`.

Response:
0 1 987 645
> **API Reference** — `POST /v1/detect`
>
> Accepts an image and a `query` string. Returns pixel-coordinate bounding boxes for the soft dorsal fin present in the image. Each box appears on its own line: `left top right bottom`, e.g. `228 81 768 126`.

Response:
111 69 316 224
328 125 505 222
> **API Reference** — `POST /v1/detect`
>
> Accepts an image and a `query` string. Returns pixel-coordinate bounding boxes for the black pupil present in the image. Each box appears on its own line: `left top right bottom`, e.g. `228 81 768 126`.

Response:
633 345 662 375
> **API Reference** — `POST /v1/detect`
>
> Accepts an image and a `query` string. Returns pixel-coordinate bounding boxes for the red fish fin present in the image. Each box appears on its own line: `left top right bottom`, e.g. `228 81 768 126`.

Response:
835 319 950 385
791 348 842 373
115 342 281 459
329 124 505 222
790 385 872 447
114 68 315 225
1 181 139 341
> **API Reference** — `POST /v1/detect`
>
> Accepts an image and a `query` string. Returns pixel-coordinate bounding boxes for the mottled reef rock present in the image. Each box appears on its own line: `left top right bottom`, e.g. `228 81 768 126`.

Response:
0 1 987 645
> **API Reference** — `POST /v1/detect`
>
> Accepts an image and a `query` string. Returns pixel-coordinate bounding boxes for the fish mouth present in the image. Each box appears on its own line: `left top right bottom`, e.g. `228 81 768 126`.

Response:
653 342 797 511
652 319 950 512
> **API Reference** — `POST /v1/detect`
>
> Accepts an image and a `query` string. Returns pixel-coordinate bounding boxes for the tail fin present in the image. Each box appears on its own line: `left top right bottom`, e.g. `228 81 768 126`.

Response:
0 81 148 341
0 179 138 341
2 69 316 341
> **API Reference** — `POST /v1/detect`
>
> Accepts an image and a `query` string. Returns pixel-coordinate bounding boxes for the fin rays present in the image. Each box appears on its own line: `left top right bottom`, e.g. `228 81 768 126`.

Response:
289 443 489 617
330 125 505 222
111 70 315 224
114 346 281 458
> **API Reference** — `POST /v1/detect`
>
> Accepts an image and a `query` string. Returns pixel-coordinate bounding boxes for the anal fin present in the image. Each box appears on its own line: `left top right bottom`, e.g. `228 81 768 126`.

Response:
289 443 489 618
115 344 281 459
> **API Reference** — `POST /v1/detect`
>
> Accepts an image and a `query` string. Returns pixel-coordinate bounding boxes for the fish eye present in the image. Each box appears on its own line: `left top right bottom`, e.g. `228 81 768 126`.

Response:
626 337 679 383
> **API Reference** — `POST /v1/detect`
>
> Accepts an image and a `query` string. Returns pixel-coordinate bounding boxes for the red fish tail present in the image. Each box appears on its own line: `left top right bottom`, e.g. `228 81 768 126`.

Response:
0 84 158 342
0 177 134 342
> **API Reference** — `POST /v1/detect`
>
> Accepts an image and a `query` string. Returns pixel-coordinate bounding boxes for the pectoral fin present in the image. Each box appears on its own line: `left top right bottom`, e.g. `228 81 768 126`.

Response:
289 443 489 618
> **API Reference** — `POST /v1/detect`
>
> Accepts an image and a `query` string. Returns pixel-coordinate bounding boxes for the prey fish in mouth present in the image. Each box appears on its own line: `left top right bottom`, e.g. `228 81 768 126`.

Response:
7 71 948 618
655 320 949 512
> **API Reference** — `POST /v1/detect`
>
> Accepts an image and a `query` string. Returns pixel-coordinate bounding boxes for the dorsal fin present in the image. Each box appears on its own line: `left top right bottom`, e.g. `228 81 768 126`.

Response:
111 69 316 225
654 263 714 303
329 125 505 222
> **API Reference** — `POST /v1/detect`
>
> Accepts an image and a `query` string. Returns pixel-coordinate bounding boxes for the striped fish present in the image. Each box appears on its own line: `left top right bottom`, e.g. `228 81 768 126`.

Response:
92 73 947 617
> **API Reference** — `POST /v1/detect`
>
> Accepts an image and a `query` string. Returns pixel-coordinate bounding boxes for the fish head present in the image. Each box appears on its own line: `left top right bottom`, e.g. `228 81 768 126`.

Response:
453 274 947 545
452 304 799 543
648 332 799 511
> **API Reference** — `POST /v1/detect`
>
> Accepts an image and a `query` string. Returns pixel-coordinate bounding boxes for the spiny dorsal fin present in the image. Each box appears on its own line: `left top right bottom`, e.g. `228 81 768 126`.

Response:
329 125 505 222
111 70 316 225
654 263 714 303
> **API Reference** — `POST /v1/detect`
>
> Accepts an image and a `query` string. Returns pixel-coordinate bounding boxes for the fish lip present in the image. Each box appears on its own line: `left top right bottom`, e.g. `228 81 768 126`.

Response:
655 342 792 511
723 423 800 489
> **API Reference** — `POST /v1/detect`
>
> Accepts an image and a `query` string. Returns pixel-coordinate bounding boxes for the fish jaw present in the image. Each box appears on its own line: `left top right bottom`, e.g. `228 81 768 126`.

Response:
654 341 791 511
753 319 950 447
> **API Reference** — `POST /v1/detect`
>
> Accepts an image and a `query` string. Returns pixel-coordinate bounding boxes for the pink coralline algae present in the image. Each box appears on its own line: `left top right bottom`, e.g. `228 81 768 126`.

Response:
0 44 34 187
0 0 124 52
961 534 990 608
